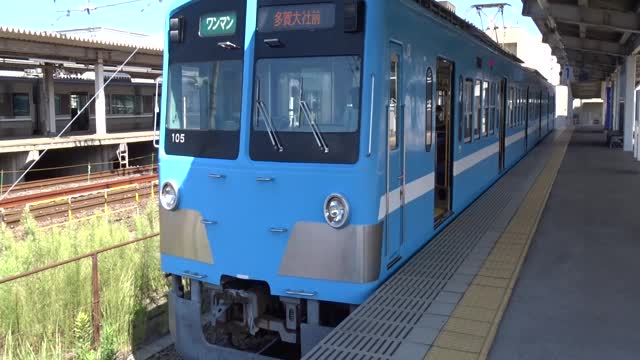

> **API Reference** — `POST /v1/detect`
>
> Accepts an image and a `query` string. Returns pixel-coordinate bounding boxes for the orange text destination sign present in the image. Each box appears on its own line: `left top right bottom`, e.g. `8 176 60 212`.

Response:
200 11 237 37
257 4 336 32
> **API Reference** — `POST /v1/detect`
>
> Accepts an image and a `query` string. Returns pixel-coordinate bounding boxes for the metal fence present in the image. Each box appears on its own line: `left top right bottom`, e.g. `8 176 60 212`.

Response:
0 232 160 347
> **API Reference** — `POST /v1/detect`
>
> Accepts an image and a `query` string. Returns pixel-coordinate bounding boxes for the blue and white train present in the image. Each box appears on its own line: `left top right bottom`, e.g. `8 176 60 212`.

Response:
158 0 555 357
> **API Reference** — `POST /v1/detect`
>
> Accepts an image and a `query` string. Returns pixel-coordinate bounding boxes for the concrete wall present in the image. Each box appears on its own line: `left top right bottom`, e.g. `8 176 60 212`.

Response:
0 151 29 184
0 141 156 184
555 85 569 128
576 102 604 126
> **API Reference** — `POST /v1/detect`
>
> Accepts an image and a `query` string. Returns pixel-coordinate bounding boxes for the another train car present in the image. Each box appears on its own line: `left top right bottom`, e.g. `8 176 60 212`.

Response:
0 75 157 138
158 0 555 358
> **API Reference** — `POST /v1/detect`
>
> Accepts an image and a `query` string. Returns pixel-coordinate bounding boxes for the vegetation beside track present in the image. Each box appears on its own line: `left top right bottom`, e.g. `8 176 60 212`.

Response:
0 203 166 359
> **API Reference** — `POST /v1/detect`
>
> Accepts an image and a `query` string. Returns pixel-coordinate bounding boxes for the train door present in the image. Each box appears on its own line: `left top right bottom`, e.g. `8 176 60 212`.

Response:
434 58 454 225
498 78 507 172
385 42 404 267
70 93 90 132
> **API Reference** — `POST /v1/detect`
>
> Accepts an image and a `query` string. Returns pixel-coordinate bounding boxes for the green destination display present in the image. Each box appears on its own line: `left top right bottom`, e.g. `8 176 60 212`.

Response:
199 11 237 37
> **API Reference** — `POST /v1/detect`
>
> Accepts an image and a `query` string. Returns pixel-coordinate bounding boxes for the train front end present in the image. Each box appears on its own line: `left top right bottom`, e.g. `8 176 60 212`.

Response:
159 0 380 357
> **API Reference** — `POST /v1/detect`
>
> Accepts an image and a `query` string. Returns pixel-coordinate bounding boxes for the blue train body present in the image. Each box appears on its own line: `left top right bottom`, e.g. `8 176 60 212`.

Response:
159 0 554 357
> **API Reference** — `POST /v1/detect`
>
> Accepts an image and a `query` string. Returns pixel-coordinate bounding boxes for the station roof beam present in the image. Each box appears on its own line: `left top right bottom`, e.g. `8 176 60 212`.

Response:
522 0 640 98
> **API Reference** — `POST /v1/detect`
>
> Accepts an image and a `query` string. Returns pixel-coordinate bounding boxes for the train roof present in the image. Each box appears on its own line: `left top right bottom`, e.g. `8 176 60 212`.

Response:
414 0 524 65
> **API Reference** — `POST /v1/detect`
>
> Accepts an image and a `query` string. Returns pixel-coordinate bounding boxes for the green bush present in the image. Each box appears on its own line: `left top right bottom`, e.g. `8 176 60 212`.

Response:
0 203 165 359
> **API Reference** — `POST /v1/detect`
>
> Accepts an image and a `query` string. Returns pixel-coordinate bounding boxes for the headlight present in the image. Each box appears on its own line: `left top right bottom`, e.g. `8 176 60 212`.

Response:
323 194 350 228
160 181 179 211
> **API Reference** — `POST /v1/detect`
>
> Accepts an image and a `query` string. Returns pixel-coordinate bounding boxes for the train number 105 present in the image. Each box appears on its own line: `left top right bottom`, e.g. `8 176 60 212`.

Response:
171 133 186 143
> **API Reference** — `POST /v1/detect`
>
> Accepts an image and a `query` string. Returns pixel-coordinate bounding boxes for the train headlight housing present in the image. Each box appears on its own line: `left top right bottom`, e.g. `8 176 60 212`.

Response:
324 194 350 228
160 181 179 211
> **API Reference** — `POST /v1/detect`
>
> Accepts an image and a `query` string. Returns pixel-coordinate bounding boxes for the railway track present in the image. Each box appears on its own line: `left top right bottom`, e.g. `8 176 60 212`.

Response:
1 181 158 226
3 164 156 196
0 170 159 226
0 174 158 210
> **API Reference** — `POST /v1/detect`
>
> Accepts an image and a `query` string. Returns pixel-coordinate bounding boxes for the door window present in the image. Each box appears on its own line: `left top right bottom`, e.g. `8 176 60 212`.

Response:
389 54 399 150
425 67 433 151
473 80 481 139
464 79 473 143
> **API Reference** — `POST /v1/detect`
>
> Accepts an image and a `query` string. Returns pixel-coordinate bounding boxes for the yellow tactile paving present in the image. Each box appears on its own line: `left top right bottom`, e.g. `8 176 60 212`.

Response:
423 129 573 360
425 347 478 360
443 318 492 338
450 305 496 323
434 331 485 353
477 263 513 279
458 285 505 310
472 276 509 289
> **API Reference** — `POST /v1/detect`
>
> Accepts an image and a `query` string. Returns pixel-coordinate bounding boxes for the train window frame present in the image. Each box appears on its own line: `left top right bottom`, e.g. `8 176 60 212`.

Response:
464 78 473 143
509 87 515 128
458 76 463 144
473 79 481 140
520 89 524 126
516 88 519 126
425 67 433 152
481 80 489 137
513 89 517 127
488 82 496 135
388 53 399 151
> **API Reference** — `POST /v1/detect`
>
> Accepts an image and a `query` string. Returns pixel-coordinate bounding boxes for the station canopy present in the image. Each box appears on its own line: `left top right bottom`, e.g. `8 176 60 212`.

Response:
523 0 640 98
0 27 162 80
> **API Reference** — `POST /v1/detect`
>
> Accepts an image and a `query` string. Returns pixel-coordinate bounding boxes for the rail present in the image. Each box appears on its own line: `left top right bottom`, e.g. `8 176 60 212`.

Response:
0 174 157 209
3 163 156 195
0 232 161 347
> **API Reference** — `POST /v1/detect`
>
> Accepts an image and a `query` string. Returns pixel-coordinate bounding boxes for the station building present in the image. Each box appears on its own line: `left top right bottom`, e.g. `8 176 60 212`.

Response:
0 27 162 182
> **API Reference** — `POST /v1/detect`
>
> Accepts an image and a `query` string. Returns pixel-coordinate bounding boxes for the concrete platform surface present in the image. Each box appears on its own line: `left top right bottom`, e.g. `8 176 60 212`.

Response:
489 127 640 360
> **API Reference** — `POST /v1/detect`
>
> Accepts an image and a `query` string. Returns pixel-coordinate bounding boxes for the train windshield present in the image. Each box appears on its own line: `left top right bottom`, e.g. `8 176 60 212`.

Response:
250 56 362 164
253 56 360 133
166 60 243 131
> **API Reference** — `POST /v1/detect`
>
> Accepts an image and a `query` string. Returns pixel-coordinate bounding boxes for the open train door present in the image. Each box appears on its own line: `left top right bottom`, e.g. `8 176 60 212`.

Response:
434 58 454 226
498 78 507 172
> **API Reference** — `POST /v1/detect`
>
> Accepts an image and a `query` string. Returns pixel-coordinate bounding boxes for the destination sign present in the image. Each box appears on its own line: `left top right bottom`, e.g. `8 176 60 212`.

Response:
199 11 237 37
257 4 336 32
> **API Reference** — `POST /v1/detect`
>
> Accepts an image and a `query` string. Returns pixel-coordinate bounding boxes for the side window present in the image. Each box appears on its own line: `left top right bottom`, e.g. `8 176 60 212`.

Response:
12 93 30 117
519 89 523 126
482 80 489 137
489 82 495 135
517 89 521 126
520 90 524 125
388 54 399 150
473 79 481 139
426 68 433 151
458 76 463 143
508 87 514 128
464 79 473 143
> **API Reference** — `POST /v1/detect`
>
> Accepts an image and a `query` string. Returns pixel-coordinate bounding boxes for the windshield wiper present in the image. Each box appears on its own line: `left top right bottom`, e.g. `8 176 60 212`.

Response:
256 99 283 152
298 79 329 153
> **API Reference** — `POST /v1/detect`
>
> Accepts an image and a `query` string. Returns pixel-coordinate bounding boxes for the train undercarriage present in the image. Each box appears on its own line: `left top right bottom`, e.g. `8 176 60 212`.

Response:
168 275 350 359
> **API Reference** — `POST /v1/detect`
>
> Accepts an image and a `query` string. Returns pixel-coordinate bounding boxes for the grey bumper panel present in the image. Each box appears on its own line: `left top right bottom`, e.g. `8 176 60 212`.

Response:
168 284 277 360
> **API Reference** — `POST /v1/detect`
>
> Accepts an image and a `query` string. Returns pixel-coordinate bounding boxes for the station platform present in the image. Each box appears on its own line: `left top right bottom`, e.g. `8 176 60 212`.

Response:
0 131 154 154
304 125 638 360
489 127 640 360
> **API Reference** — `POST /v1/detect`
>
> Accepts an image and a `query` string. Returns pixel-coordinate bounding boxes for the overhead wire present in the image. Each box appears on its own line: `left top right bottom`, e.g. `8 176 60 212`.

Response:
52 0 162 24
